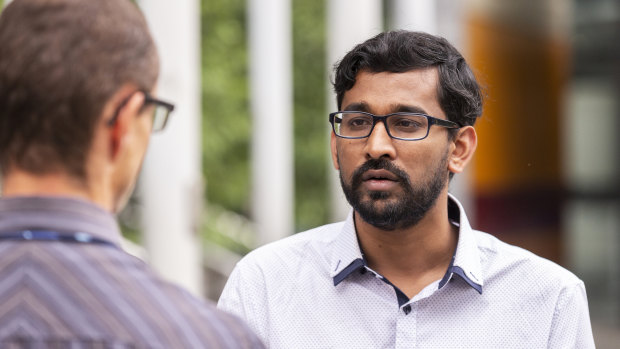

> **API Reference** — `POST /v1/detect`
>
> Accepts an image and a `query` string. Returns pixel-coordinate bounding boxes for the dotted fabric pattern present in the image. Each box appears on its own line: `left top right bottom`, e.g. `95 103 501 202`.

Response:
218 195 595 349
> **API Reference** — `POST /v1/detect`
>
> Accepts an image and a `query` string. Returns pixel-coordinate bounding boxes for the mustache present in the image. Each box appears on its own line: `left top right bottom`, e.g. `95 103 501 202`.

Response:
350 158 411 189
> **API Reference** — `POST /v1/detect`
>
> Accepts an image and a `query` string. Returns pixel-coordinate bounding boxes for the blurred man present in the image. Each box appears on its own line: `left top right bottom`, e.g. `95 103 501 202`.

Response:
0 0 263 347
218 31 595 348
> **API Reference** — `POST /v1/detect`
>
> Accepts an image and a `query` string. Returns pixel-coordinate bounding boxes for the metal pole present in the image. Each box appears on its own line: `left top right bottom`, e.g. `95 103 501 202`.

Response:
248 0 294 245
327 0 383 222
138 0 204 296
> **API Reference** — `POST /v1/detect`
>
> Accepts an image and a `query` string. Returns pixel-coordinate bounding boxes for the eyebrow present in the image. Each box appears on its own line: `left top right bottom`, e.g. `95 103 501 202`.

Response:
342 102 370 112
342 102 428 115
391 104 428 114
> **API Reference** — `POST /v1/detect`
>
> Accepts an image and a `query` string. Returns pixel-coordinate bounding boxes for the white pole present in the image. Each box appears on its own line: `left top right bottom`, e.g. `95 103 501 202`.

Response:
138 0 204 296
327 0 383 222
434 0 473 213
248 0 294 245
391 0 437 33
435 0 467 51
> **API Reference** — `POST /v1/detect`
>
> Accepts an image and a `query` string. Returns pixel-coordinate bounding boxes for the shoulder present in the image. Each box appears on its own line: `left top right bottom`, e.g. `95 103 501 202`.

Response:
218 222 343 341
174 286 264 347
148 271 264 348
219 221 344 304
235 221 344 276
471 232 594 347
0 243 264 348
90 248 263 347
473 230 582 290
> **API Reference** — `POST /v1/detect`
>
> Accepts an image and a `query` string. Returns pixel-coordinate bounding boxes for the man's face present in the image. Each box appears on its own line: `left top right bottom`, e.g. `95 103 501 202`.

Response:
331 68 452 230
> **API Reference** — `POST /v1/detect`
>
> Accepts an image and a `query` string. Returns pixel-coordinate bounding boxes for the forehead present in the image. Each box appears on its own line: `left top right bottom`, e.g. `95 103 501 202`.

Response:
341 68 444 118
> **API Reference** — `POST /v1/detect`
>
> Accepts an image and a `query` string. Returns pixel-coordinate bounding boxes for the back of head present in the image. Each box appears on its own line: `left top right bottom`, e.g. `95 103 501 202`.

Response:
0 0 159 180
333 30 483 127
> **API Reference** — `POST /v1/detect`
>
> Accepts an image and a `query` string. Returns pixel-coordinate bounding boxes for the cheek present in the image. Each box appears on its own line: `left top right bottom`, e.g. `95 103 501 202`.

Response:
397 146 441 176
335 143 362 175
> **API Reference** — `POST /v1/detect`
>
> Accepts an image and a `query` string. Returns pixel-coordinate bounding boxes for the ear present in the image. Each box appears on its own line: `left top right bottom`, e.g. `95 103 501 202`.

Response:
330 131 340 170
448 126 477 174
109 91 145 160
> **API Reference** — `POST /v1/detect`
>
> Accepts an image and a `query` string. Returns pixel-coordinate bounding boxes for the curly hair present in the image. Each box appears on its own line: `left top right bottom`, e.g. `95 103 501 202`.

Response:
333 30 483 128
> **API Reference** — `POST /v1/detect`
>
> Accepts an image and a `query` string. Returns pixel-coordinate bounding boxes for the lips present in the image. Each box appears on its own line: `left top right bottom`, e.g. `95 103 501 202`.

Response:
361 169 399 182
348 159 408 194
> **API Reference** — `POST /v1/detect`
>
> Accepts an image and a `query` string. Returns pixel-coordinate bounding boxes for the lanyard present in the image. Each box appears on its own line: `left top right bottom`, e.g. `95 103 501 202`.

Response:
0 230 117 248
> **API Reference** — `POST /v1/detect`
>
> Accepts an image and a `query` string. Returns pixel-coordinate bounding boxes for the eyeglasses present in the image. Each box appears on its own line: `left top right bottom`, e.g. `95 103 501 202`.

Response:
143 93 174 132
329 111 459 141
107 91 175 132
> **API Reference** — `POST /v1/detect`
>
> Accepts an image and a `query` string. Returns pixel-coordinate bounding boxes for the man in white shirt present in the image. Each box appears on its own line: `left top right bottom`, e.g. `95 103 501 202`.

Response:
218 30 595 348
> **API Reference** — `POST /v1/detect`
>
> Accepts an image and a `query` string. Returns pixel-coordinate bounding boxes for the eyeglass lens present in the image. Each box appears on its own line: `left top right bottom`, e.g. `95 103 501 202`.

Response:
151 106 170 132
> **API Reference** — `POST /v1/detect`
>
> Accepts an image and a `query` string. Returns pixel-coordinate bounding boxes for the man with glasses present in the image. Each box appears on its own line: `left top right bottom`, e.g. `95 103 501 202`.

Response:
0 0 263 347
218 31 594 348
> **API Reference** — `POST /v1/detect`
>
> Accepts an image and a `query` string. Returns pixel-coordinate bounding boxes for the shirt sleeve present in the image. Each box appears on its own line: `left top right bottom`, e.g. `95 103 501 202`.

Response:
217 259 269 345
547 281 595 349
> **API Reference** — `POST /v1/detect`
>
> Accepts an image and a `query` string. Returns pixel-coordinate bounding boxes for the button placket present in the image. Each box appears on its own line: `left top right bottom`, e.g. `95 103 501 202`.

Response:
395 302 417 348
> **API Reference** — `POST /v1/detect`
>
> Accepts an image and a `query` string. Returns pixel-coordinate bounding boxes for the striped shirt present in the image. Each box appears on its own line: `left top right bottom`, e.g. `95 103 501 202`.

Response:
0 196 264 349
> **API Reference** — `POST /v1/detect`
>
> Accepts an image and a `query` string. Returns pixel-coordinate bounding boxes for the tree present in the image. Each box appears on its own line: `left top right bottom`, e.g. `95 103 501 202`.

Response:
201 0 329 251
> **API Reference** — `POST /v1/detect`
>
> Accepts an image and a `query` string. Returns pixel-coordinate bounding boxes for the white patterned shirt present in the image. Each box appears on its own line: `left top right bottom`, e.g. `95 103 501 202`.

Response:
218 195 595 348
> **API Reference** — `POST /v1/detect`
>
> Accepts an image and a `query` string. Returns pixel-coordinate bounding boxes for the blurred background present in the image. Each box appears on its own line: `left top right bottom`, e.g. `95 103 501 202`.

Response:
1 0 618 346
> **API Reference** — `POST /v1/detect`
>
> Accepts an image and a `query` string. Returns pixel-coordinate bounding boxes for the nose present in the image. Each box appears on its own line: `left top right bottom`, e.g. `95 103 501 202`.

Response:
364 121 396 160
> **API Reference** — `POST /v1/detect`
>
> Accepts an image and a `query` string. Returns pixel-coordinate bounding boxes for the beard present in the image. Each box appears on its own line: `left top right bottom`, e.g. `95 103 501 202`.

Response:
339 152 449 231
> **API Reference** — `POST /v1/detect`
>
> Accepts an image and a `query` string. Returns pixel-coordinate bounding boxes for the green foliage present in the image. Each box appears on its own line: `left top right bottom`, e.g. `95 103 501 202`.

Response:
201 0 251 215
202 204 254 255
292 0 329 230
200 0 329 241
118 194 143 243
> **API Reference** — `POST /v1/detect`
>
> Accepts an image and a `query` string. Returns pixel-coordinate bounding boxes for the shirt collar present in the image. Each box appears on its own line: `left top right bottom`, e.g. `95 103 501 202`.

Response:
330 210 364 285
330 194 483 294
438 193 483 293
0 195 123 246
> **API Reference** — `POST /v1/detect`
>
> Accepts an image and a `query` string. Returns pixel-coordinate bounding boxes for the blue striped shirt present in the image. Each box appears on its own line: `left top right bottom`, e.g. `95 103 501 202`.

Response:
0 196 264 348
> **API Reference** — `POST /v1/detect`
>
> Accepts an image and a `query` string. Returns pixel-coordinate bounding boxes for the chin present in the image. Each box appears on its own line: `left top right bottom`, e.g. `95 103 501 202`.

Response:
367 190 392 200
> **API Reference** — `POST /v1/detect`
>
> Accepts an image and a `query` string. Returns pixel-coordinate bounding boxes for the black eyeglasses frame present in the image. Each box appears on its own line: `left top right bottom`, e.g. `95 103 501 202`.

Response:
107 91 175 132
329 111 460 141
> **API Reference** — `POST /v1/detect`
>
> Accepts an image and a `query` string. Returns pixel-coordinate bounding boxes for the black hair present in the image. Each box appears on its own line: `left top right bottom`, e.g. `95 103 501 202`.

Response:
333 30 483 128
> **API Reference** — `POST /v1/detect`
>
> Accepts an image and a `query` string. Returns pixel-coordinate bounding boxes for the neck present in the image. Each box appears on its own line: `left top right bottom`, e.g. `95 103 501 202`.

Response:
354 193 457 297
1 169 113 212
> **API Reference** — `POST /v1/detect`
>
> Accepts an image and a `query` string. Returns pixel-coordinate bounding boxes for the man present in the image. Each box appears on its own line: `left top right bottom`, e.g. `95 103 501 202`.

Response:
0 0 263 347
218 31 595 348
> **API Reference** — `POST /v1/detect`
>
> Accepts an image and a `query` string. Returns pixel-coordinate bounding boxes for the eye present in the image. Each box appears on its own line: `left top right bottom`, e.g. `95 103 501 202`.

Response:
391 116 424 129
342 113 373 129
348 117 372 127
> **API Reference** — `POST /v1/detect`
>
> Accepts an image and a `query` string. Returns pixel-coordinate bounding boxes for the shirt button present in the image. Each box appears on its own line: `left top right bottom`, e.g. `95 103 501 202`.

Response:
403 305 412 315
